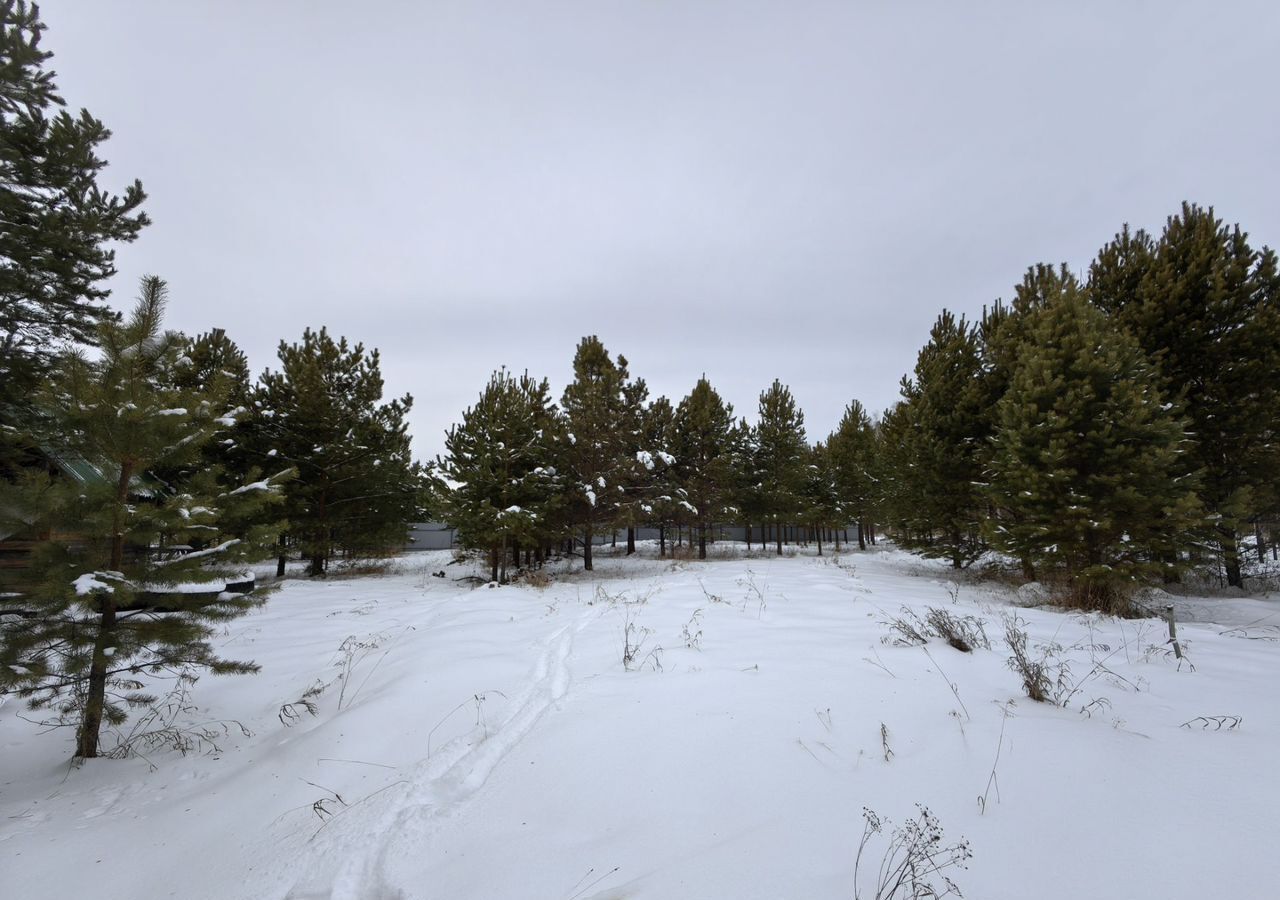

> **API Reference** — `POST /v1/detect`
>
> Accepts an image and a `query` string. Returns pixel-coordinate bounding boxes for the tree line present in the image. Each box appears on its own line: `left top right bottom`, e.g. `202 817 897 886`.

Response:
876 203 1280 610
436 336 880 581
435 199 1280 614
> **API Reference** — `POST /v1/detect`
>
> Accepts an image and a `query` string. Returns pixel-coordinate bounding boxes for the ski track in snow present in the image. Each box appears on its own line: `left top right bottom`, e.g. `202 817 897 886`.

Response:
287 618 584 900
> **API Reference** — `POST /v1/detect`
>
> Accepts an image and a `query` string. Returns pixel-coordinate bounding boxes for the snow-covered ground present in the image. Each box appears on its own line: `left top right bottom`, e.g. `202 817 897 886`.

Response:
2 545 1277 899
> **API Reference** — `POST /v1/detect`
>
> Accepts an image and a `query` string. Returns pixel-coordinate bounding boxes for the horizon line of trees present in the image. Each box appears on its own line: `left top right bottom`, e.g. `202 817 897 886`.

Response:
436 336 881 582
435 203 1280 612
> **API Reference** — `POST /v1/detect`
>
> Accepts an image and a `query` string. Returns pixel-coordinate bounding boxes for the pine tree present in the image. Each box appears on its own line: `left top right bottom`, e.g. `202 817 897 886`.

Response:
151 329 255 491
439 369 564 582
671 378 736 559
754 380 807 555
801 442 841 555
636 396 680 556
876 396 925 545
173 329 252 409
617 371 650 555
977 266 1080 578
0 277 282 758
827 399 878 550
729 419 766 550
252 328 423 576
888 312 990 568
1088 205 1280 586
559 336 638 571
987 278 1202 610
0 1 148 442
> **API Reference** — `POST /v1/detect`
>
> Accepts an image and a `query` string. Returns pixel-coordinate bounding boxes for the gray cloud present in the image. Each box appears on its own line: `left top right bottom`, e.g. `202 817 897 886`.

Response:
43 0 1280 457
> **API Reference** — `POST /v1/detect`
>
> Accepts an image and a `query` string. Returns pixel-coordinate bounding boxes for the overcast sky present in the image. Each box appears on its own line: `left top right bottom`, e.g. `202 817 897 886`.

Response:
42 1 1280 460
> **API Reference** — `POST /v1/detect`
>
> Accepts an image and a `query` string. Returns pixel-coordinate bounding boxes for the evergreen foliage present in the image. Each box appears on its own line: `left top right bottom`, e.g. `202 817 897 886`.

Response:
159 329 255 492
438 369 563 582
671 378 736 559
828 399 878 550
0 1 148 439
890 312 990 568
987 277 1202 609
754 380 807 555
1088 204 1280 586
252 328 422 576
636 396 681 555
616 369 650 555
728 419 767 549
0 277 282 758
559 336 639 571
801 441 841 555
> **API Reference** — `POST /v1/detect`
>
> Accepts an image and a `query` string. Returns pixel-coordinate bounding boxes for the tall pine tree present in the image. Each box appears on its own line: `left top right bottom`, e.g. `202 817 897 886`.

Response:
1088 204 1280 586
890 312 990 568
671 378 736 559
252 328 422 576
439 369 564 582
754 380 807 555
0 277 282 758
987 277 1202 610
559 337 640 571
0 1 149 451
827 399 878 550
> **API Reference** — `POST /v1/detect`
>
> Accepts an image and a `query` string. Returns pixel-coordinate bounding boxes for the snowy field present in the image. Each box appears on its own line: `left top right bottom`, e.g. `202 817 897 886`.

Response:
2 545 1277 900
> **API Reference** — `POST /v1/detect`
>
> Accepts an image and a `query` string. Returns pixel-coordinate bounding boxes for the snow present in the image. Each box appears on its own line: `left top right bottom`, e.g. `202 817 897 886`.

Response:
139 573 253 594
152 539 241 567
71 571 126 595
227 479 273 496
3 547 1278 899
156 408 188 416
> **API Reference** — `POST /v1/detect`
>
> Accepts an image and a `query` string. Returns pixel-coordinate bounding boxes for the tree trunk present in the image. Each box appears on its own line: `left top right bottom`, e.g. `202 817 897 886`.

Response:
746 523 752 550
816 525 823 557
77 597 116 758
698 521 707 560
80 459 136 758
490 545 499 582
627 526 636 555
276 533 287 578
776 522 783 556
659 524 666 557
308 493 329 577
1220 526 1242 587
857 520 866 551
109 460 133 572
583 525 593 571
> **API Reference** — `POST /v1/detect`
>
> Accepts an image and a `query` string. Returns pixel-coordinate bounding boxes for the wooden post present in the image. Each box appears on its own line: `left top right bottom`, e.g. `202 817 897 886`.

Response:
1164 605 1183 660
